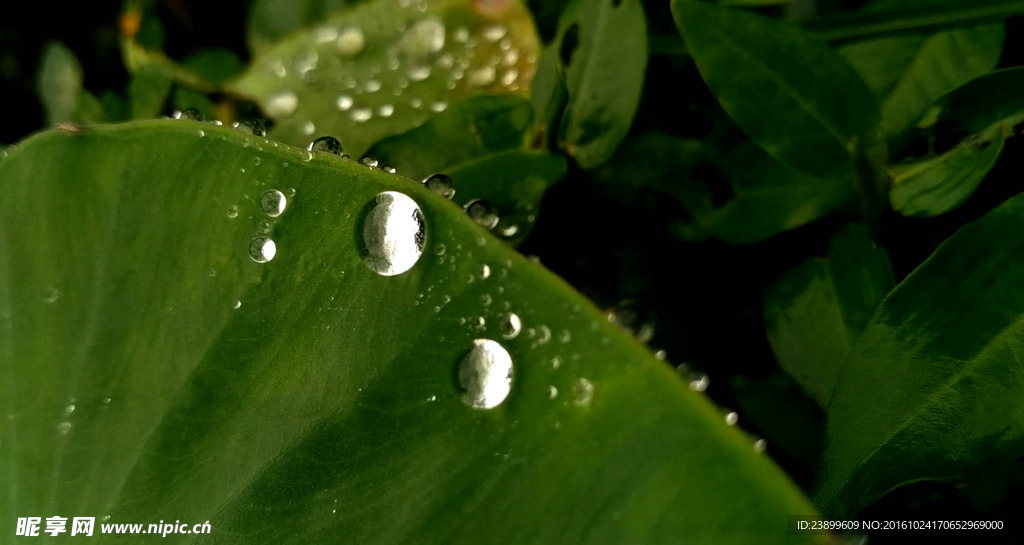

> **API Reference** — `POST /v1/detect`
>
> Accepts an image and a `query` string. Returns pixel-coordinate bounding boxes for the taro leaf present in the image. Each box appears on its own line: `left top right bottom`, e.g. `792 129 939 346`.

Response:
230 0 540 157
700 143 857 244
817 192 1024 517
838 22 1004 140
365 96 562 244
0 120 824 544
554 0 648 170
763 225 894 408
671 0 880 180
889 129 1005 217
364 94 533 176
247 0 356 55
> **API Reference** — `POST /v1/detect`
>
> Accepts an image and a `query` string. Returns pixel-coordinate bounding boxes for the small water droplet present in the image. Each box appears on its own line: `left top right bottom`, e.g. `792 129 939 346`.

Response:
536 325 551 344
482 24 508 42
458 338 513 410
480 264 491 279
453 27 469 43
351 108 373 123
558 330 572 344
653 349 667 361
301 121 316 135
285 188 296 197
480 294 491 306
423 173 455 199
257 220 272 234
365 78 383 93
336 95 354 111
430 101 447 112
498 312 521 339
500 223 519 237
44 288 60 304
607 300 654 343
465 200 499 229
548 385 558 399
469 66 496 87
573 378 594 407
232 300 242 310
300 150 313 162
197 129 205 137
233 119 267 137
102 397 111 405
402 17 446 54
265 91 298 118
382 165 397 174
63 404 75 416
360 191 425 276
550 356 562 370
260 189 287 217
435 243 447 256
408 65 431 81
249 237 277 263
378 104 395 118
173 108 204 121
724 411 739 426
753 439 768 452
336 27 366 56
501 69 519 87
309 136 343 155
57 421 72 435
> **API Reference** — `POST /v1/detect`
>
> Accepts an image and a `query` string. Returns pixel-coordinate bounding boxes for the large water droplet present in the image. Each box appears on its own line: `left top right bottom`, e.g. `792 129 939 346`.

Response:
402 17 446 55
423 173 455 199
309 136 343 155
336 27 366 56
361 191 425 276
458 338 513 410
465 199 499 229
265 91 298 118
249 237 277 263
260 189 287 217
498 312 521 339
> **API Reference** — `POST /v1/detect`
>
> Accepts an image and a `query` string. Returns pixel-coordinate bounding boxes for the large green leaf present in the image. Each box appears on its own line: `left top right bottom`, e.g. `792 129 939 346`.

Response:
763 225 894 407
817 192 1024 517
230 0 541 156
838 23 1004 140
671 0 880 180
0 120 823 543
554 0 648 170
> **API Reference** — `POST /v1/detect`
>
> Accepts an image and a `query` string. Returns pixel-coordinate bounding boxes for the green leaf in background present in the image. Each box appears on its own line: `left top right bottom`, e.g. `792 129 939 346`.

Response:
838 21 1004 140
923 66 1024 137
365 94 533 175
365 95 564 243
230 0 541 156
889 129 1005 217
529 47 568 149
247 0 355 55
764 225 894 408
732 372 823 466
36 41 104 126
554 0 648 170
128 63 174 120
701 143 857 244
0 120 825 544
817 192 1024 517
182 48 246 87
671 0 880 180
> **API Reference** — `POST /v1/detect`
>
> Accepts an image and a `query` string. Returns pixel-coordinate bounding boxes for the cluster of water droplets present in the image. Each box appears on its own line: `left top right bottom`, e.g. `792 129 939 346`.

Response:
256 0 534 133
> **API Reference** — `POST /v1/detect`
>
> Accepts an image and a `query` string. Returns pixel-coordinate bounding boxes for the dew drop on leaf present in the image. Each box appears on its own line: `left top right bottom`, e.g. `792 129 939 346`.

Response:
336 95 354 111
336 26 366 57
265 91 299 118
423 173 455 199
309 136 344 155
360 191 425 276
260 189 287 217
465 199 499 229
458 338 513 410
249 236 277 263
573 377 594 407
498 312 521 339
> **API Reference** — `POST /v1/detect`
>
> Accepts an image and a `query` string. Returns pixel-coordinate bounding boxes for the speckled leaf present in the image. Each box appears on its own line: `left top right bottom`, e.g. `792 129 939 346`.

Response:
764 225 894 408
839 23 1003 139
701 143 857 244
0 120 824 543
818 193 1024 517
230 0 540 157
889 130 1005 217
672 0 880 179
555 0 647 170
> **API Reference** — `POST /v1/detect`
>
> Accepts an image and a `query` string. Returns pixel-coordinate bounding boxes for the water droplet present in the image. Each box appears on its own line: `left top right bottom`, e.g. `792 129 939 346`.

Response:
102 397 111 405
309 136 343 155
653 349 667 361
173 108 204 121
382 165 397 174
265 91 298 118
457 339 513 410
408 65 431 81
469 66 496 87
402 17 446 55
57 421 72 435
453 27 469 43
724 411 739 426
502 48 519 67
232 300 242 310
314 25 339 43
300 150 313 162
197 129 205 137
260 189 287 217
501 69 519 87
378 104 395 118
498 312 521 339
233 119 267 137
500 224 519 237
573 378 594 407
550 356 562 370
63 404 75 416
44 288 60 304
336 95 354 111
548 385 558 399
301 121 316 135
465 200 499 229
257 220 272 234
753 439 768 452
606 300 654 343
410 97 424 109
423 173 455 199
430 101 448 113
364 78 382 93
480 264 491 279
558 329 572 344
336 27 366 56
360 156 379 168
249 237 277 263
360 191 425 276
285 188 296 197
482 24 508 42
351 108 373 123
536 325 551 344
